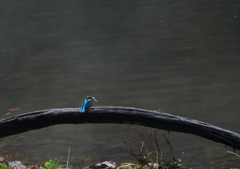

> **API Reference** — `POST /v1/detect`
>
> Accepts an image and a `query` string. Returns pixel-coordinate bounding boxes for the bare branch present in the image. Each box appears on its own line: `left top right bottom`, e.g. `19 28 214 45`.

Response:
0 106 240 150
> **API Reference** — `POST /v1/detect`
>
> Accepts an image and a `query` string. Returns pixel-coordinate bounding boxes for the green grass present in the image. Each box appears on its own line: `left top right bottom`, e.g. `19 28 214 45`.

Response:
0 163 12 169
40 158 72 169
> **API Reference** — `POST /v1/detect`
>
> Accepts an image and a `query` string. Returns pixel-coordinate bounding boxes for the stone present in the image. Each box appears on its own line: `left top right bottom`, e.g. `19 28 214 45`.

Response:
89 161 117 169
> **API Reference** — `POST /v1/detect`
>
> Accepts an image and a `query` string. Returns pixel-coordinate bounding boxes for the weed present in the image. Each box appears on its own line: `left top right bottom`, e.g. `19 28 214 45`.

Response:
118 128 189 169
0 163 9 169
40 158 72 169
41 159 61 169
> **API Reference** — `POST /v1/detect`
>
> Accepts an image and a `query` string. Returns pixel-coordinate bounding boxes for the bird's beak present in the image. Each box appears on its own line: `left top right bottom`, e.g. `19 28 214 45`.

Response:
92 97 98 102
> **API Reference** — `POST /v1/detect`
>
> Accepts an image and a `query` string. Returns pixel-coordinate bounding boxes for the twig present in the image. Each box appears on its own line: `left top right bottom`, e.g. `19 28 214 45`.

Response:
66 142 71 169
163 133 176 161
82 157 91 169
227 151 240 158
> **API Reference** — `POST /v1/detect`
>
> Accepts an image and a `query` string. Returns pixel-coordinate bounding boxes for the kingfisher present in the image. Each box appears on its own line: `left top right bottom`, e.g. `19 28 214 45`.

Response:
80 96 98 113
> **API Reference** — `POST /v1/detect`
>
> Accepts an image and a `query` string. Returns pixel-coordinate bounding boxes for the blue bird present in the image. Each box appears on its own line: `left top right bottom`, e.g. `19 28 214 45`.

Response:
80 96 98 113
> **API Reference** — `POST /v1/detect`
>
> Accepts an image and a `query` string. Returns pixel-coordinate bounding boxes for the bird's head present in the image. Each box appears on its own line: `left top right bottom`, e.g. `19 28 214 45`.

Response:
85 96 98 102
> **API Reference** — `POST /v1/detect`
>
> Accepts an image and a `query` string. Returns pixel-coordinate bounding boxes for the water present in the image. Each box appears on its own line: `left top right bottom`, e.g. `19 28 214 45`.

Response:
0 0 240 168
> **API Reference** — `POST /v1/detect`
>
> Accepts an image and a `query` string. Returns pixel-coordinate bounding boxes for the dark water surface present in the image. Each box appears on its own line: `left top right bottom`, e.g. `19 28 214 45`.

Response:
1 0 240 168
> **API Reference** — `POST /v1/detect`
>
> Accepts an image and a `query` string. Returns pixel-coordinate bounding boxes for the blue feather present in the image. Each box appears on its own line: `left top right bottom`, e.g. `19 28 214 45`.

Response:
80 99 93 113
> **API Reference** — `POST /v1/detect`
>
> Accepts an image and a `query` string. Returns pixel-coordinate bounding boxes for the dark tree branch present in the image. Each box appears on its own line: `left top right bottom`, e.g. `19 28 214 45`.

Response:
0 106 240 150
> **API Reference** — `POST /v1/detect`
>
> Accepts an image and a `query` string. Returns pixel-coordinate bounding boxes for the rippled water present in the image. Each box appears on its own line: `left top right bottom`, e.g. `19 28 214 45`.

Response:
0 1 240 168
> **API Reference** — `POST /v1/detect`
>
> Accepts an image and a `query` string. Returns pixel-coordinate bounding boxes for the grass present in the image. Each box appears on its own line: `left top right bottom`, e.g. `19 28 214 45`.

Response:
40 159 70 169
117 129 191 169
0 163 12 169
0 126 240 169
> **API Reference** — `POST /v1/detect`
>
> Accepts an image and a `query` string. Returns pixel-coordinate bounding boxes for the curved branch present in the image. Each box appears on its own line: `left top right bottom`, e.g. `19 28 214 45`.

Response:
0 106 240 150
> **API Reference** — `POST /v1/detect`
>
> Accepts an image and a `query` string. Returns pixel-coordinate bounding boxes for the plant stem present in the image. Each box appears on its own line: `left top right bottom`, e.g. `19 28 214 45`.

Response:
66 142 71 169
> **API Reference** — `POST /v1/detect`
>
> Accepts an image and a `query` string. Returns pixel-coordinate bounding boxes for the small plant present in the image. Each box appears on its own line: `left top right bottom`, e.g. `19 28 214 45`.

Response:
118 128 189 169
0 163 12 169
40 158 72 169
0 163 7 169
41 159 61 169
